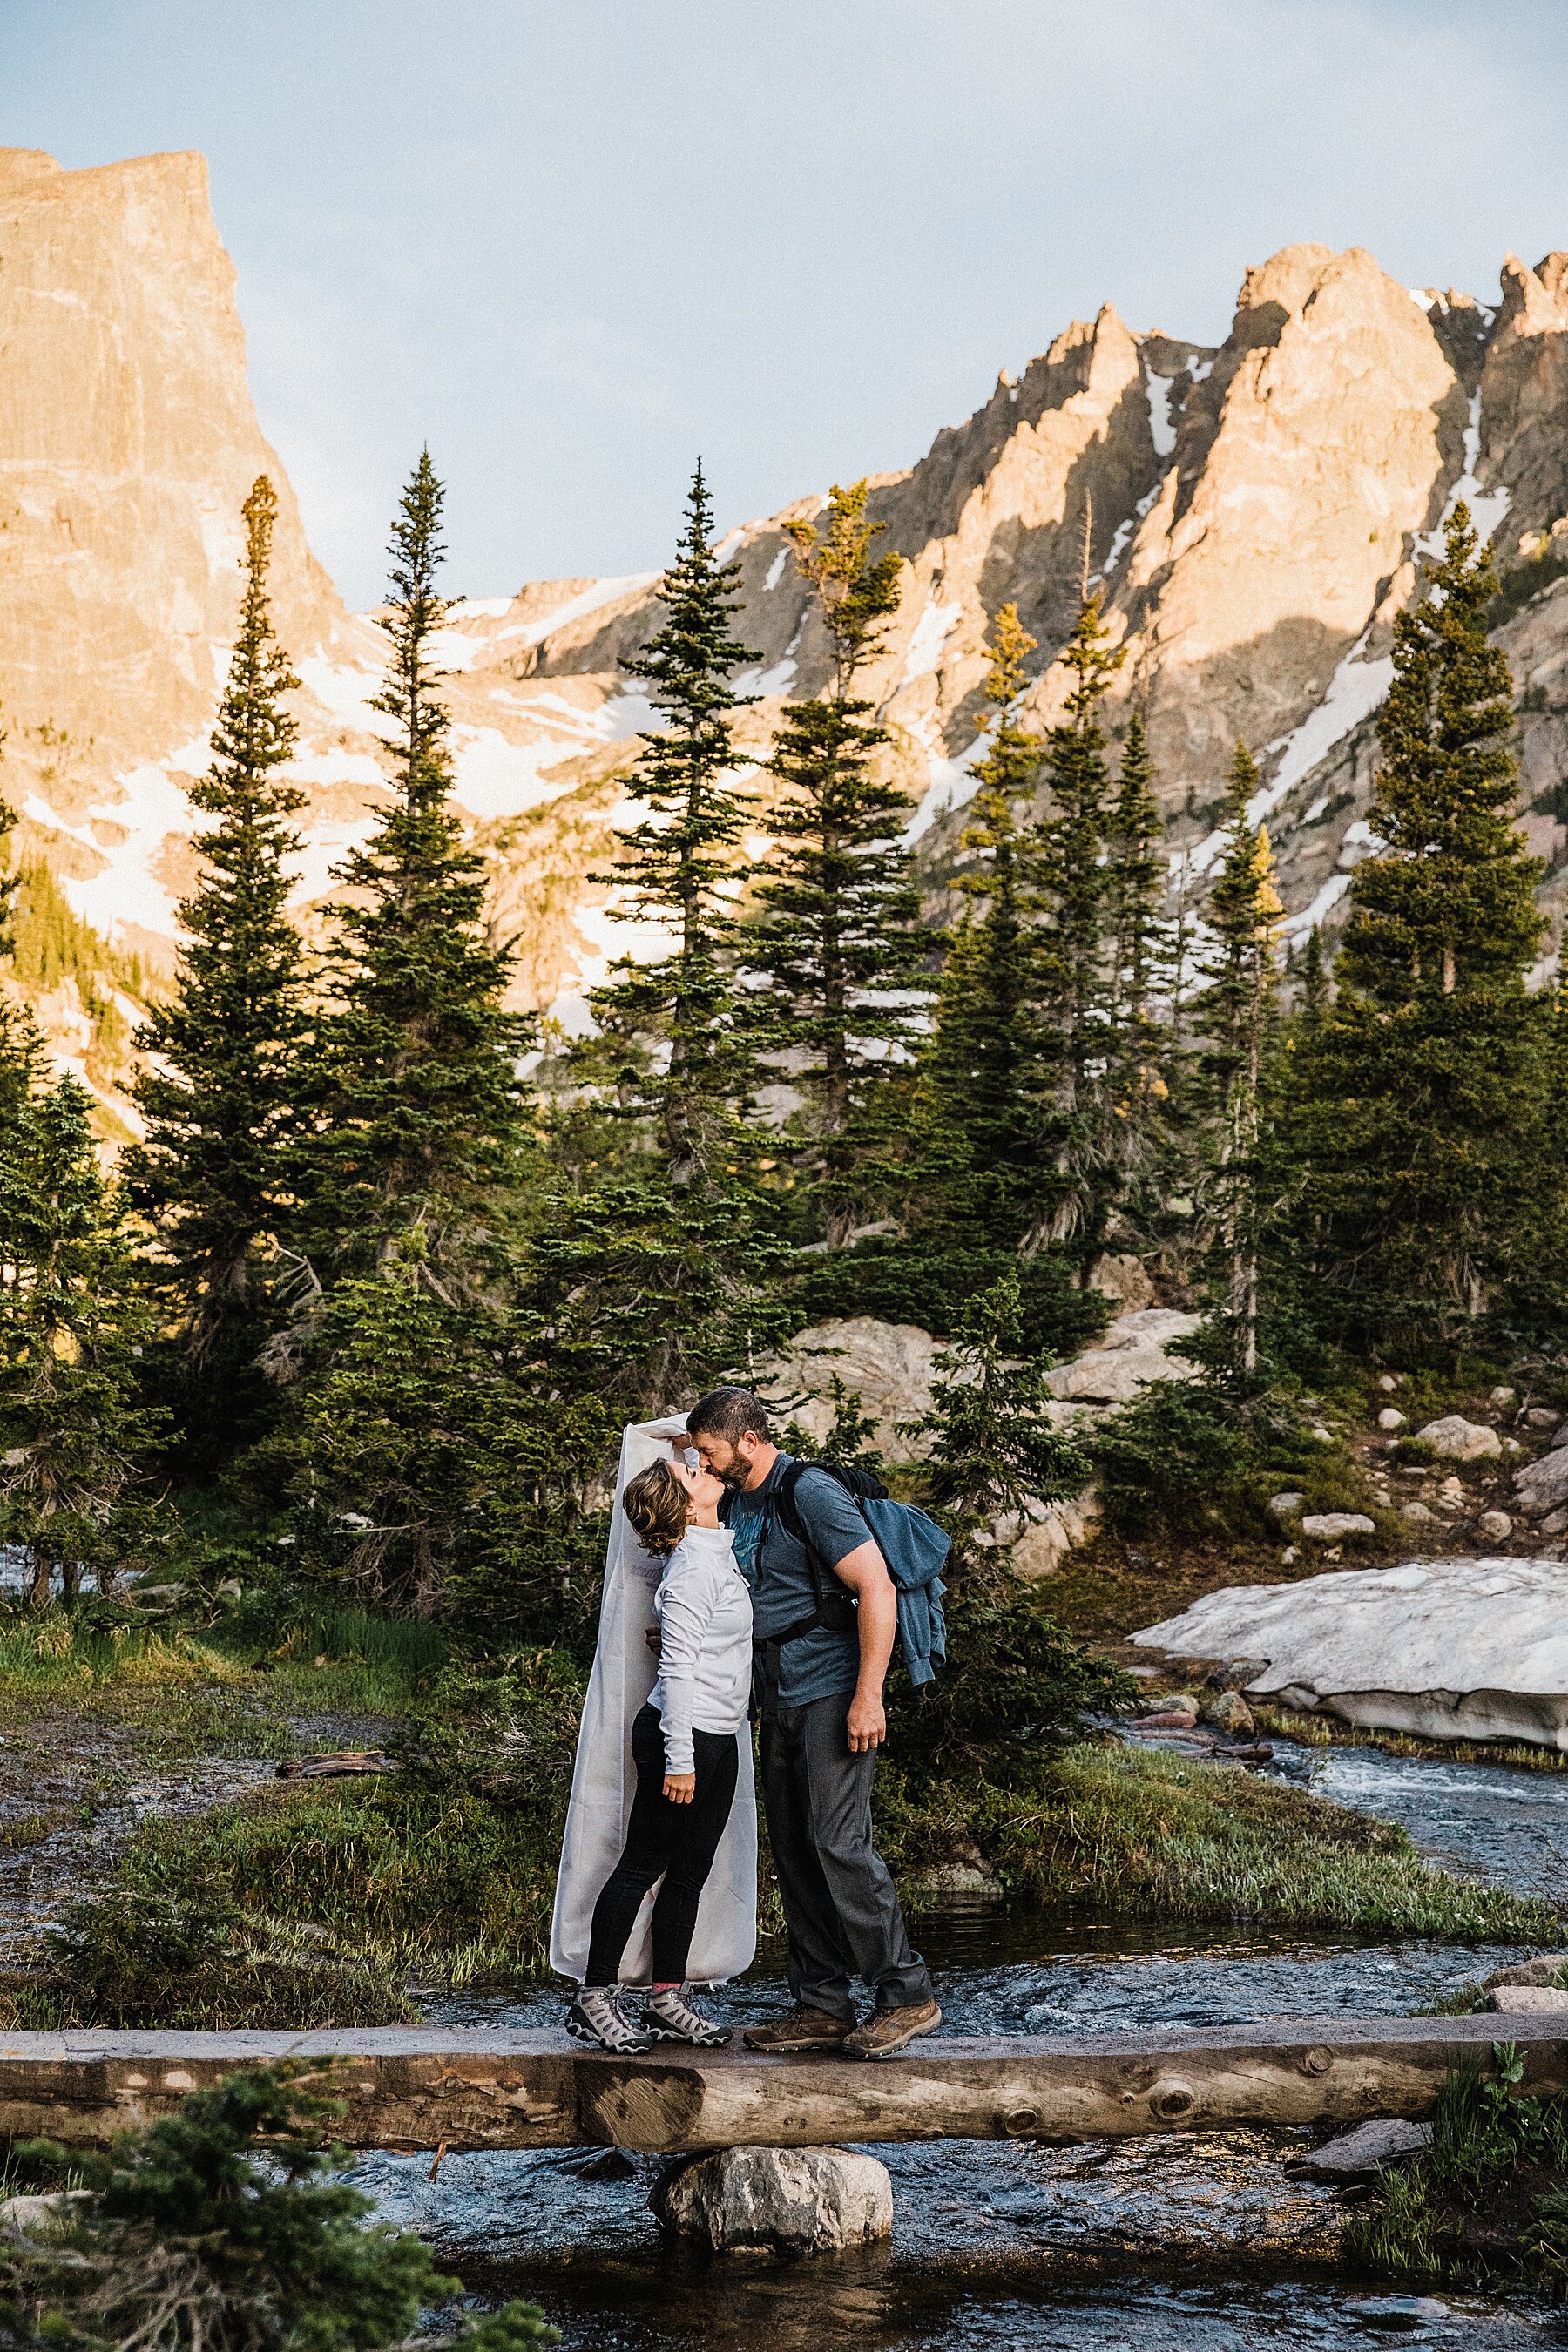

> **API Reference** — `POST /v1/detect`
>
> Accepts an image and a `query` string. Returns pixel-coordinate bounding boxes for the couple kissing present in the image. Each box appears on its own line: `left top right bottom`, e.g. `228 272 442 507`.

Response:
549 1385 943 2062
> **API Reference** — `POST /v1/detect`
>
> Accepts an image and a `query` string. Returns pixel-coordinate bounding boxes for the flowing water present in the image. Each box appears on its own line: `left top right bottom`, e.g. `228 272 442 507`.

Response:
354 1739 1568 2351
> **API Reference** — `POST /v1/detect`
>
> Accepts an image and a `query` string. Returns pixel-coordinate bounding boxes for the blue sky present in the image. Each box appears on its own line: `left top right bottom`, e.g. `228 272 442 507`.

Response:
6 0 1568 609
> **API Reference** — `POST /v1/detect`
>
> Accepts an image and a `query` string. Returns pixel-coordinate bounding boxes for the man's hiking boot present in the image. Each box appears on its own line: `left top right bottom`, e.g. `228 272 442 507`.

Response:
640 1985 731 2047
742 2004 854 2052
843 1998 943 2061
565 1985 655 2054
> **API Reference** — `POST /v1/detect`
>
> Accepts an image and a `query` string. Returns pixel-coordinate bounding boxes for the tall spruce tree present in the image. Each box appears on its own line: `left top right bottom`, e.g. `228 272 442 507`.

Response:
306 453 529 1282
543 467 781 1410
0 1072 166 1603
1200 740 1283 1374
126 477 310 1380
1297 505 1551 1348
748 480 928 1243
1034 594 1126 1259
588 463 758 1178
0 721 34 1117
919 604 1051 1238
1100 712 1172 1212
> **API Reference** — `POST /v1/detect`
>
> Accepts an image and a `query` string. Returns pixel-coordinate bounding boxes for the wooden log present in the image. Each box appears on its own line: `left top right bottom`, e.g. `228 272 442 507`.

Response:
0 2017 1561 2154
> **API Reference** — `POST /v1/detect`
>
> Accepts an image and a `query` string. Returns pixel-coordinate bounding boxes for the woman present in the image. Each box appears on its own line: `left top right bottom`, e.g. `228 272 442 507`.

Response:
566 1454 753 2053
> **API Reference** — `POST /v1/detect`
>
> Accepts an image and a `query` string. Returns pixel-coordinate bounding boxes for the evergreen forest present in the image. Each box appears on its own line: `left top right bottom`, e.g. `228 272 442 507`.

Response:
0 456 1558 2046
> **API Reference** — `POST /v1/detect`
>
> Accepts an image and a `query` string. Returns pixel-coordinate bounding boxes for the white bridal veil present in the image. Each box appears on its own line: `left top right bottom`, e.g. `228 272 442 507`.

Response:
548 1416 759 1985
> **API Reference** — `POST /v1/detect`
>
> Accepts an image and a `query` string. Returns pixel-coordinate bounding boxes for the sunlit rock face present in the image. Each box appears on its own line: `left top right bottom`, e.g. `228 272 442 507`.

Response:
3 145 1567 1118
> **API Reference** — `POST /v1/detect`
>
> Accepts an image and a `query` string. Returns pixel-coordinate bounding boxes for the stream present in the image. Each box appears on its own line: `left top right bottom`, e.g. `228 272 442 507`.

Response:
354 1737 1568 2352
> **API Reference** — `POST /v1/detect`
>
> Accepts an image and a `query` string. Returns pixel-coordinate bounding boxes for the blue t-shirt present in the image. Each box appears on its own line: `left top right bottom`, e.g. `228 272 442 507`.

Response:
727 1454 868 1711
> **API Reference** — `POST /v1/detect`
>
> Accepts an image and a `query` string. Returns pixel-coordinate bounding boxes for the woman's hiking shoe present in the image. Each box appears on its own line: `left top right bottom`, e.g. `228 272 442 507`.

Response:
843 1999 943 2060
566 1985 655 2054
640 1986 732 2046
741 2005 854 2052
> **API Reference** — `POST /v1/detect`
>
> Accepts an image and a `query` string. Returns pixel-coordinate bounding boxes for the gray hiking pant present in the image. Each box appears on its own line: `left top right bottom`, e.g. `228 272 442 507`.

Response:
759 1686 934 2022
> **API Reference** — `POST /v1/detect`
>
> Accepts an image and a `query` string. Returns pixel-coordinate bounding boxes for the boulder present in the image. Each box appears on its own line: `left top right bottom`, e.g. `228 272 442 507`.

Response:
1200 1689 1255 1736
758 1319 943 1459
1524 1405 1561 1429
1377 1408 1408 1432
1130 1556 1568 1749
1483 1953 1568 1990
0 2190 92 2244
1010 1491 1099 1580
1284 2118 1432 2184
909 1861 1005 1907
1477 1511 1513 1541
1400 1500 1436 1525
1490 1387 1517 1409
1300 1513 1375 1541
1045 1308 1203 1406
652 2146 893 2254
1087 1253 1156 1312
1415 1416 1502 1461
1513 1444 1568 1520
1484 1984 1568 2013
1268 1490 1306 1518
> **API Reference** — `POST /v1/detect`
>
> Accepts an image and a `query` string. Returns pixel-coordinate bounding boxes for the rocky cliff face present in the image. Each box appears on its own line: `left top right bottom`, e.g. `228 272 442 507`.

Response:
3 146 1565 1120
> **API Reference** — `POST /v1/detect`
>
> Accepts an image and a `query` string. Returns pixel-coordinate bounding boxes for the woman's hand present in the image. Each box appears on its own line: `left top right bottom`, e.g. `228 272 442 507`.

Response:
663 1770 696 1804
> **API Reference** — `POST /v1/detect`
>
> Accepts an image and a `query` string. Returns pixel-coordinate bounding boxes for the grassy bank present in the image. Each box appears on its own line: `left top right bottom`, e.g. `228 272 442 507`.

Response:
880 1743 1557 1941
0 1600 1553 2030
1348 2047 1568 2289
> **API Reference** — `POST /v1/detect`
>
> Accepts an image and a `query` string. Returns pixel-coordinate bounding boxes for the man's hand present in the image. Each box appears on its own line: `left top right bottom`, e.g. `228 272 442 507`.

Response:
645 1622 661 1657
847 1690 887 1754
831 1540 896 1754
663 1770 696 1803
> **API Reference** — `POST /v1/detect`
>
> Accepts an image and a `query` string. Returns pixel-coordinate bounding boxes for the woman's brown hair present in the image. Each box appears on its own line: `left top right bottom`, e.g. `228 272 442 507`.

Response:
623 1459 690 1558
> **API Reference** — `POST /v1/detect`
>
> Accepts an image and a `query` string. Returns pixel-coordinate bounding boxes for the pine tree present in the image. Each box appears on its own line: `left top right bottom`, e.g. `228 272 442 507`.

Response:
306 454 530 1282
0 1072 166 1603
748 481 929 1243
126 477 310 1380
895 1274 1130 1761
0 716 36 1119
919 604 1051 1237
588 463 758 1179
1099 712 1172 1214
540 469 784 1413
1200 740 1283 1374
1026 594 1128 1268
1297 506 1551 1348
284 1224 613 1625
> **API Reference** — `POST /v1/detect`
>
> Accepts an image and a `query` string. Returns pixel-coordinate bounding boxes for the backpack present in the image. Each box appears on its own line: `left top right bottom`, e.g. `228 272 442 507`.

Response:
748 1459 950 1687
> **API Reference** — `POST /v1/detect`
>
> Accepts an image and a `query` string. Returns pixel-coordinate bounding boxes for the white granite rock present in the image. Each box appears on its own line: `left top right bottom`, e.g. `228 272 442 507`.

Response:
1416 1416 1502 1461
652 2146 894 2254
1378 1408 1408 1432
1484 1984 1568 2013
1044 1308 1203 1406
1300 1513 1376 1540
1477 1511 1513 1541
757 1319 945 1459
1514 1444 1568 1520
1285 2119 1432 2183
1131 1556 1568 1749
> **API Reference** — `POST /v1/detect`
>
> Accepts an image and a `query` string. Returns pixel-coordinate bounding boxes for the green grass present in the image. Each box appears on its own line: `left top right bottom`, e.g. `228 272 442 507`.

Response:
1348 2044 1568 2285
884 1742 1558 1939
1251 1704 1568 1774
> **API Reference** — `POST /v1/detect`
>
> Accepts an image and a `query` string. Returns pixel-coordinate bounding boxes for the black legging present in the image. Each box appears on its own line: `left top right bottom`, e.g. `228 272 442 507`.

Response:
584 1704 741 1987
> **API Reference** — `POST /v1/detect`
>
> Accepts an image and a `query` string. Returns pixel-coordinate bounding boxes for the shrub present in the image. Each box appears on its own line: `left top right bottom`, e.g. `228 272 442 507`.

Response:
0 2064 556 2352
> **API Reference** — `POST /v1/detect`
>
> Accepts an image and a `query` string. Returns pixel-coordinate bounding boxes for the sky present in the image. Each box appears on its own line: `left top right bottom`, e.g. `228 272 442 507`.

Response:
6 0 1568 611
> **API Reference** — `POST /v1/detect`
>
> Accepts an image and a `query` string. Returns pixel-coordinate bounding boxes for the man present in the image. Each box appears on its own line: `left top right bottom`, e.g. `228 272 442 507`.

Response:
686 1385 941 2059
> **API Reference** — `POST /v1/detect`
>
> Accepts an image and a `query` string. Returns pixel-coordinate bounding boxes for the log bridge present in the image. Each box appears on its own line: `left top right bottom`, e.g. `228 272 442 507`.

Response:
0 2017 1565 2154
